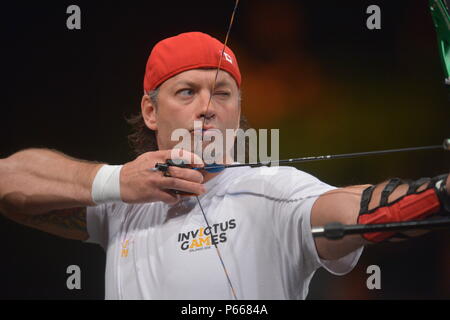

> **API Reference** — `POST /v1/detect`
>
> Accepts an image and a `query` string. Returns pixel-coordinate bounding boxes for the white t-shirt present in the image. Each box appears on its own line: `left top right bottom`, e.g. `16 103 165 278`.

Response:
86 166 363 300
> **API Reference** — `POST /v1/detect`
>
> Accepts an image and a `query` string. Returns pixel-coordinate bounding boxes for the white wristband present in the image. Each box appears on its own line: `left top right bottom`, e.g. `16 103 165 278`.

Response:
91 165 123 205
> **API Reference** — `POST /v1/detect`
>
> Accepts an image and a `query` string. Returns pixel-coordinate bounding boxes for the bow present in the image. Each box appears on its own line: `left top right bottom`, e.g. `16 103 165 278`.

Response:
154 0 450 300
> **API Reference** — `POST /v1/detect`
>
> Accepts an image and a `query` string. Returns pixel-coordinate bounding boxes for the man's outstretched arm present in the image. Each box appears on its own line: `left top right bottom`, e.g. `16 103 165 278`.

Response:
311 175 450 260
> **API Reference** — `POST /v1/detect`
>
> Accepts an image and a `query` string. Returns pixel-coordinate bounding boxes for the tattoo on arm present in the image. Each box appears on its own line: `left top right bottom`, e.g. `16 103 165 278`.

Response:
10 207 89 241
27 207 87 230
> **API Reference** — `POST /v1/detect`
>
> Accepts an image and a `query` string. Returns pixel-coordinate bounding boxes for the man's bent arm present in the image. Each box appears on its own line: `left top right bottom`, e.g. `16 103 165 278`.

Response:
0 149 103 240
0 148 103 216
311 175 450 261
0 148 207 240
2 207 89 240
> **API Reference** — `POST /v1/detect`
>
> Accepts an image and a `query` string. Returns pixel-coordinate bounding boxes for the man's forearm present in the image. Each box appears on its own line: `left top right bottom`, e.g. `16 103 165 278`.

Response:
0 148 104 215
312 174 450 260
311 185 370 260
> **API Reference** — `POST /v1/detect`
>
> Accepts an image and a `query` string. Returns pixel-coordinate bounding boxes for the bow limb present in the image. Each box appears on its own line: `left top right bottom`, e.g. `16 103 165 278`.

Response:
430 0 450 86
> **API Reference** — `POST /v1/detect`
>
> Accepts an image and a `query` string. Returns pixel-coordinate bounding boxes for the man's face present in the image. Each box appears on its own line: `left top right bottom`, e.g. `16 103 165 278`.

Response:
142 69 241 160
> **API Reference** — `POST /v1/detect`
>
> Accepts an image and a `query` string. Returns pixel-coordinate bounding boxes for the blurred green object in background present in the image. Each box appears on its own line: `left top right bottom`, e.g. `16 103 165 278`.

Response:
430 0 450 85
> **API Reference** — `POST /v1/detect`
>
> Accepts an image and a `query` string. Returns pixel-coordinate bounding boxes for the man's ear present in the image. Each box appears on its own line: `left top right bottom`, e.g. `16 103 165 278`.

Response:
141 94 158 131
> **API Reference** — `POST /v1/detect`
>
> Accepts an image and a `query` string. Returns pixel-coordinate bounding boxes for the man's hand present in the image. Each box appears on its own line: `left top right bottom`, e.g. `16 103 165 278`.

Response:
120 149 206 205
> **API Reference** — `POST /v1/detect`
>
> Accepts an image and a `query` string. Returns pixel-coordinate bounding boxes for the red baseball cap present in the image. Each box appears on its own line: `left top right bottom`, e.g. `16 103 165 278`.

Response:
143 32 241 92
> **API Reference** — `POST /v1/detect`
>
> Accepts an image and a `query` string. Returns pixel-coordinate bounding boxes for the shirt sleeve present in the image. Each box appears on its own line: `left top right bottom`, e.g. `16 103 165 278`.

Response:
84 204 110 250
264 166 363 278
300 196 364 276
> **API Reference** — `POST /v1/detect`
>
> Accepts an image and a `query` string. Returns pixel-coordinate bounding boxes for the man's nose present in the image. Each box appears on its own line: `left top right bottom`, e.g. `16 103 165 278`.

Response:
196 89 216 121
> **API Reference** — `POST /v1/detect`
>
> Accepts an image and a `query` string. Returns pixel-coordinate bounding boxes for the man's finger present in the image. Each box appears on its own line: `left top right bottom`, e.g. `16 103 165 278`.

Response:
159 177 206 195
166 166 204 183
157 190 180 205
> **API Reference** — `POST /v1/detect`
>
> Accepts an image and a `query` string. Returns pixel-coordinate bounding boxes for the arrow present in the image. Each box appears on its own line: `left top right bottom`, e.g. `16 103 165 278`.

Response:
151 138 449 173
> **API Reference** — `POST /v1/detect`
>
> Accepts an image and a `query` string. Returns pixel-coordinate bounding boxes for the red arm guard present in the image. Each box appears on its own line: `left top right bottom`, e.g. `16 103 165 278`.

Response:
357 174 450 242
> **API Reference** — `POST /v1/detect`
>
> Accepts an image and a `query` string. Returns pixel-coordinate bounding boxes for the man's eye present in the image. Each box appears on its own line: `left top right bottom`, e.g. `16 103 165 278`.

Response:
177 89 194 96
214 91 230 97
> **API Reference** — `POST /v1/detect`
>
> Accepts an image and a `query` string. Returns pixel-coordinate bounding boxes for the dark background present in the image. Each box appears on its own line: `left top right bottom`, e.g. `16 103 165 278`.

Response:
2 0 450 299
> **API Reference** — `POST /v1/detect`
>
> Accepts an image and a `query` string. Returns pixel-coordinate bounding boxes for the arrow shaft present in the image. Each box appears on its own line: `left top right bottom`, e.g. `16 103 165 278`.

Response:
196 144 443 171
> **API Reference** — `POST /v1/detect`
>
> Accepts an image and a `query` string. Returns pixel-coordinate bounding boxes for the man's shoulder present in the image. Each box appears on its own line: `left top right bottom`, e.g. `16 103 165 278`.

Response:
221 165 330 195
227 165 320 183
94 201 161 217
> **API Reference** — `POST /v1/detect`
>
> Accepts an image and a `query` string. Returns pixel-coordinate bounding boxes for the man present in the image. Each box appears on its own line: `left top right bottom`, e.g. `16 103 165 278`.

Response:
0 32 449 299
